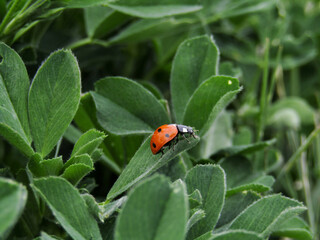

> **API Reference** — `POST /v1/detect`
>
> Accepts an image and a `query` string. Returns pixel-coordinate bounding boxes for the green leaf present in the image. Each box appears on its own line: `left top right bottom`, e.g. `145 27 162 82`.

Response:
272 216 313 240
212 139 276 159
192 111 233 159
0 42 33 157
221 157 274 196
32 177 102 240
58 0 107 8
84 6 129 38
114 175 188 240
228 194 306 238
109 18 184 44
92 77 169 135
28 155 64 177
0 177 27 239
99 196 127 221
210 230 263 240
187 209 205 232
267 97 315 128
106 0 202 18
216 192 260 229
64 154 93 170
62 161 93 185
183 76 240 136
28 49 81 157
157 155 188 182
71 129 106 157
188 189 202 209
185 165 226 239
171 35 219 123
107 134 199 200
40 231 61 240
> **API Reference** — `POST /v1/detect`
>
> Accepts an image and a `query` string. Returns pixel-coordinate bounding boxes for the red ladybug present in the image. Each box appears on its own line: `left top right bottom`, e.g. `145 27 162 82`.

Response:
150 124 196 155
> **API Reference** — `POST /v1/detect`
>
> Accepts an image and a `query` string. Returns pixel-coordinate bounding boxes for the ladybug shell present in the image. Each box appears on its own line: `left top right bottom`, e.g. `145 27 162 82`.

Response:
150 124 178 154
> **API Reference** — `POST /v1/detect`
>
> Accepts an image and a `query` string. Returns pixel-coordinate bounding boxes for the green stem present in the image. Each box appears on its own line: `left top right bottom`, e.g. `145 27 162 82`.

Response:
278 127 320 180
54 137 62 158
257 38 270 141
300 150 315 236
267 45 283 104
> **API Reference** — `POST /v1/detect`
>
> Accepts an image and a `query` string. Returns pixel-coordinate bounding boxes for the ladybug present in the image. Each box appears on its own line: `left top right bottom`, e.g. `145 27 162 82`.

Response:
150 124 196 155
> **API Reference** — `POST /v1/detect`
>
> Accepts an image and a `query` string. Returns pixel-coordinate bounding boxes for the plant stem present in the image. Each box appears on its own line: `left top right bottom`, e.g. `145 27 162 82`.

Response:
300 150 315 236
257 38 270 141
54 137 62 158
278 127 320 180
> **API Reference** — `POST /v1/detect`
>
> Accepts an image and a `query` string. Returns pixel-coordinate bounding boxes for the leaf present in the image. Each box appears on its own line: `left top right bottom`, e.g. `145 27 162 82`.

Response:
62 162 93 185
32 177 102 240
107 134 199 200
40 231 60 240
84 6 129 38
212 139 276 159
171 35 219 123
106 0 202 18
28 49 81 157
228 194 306 238
70 129 106 157
114 175 188 240
188 189 202 209
0 177 27 239
28 155 64 177
216 192 260 229
157 155 188 182
64 154 93 170
109 18 184 44
192 111 233 159
221 157 274 196
272 216 313 240
267 97 315 128
183 76 241 136
0 43 33 157
99 196 128 221
210 230 263 240
57 0 107 8
187 209 205 232
91 77 169 135
185 165 226 239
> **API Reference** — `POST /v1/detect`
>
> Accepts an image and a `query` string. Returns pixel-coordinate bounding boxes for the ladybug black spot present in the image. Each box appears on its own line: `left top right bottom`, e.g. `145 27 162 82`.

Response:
158 128 162 132
152 143 156 148
165 134 170 138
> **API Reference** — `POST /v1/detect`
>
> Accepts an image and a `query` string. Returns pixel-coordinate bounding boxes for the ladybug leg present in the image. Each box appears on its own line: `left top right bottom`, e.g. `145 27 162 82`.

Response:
191 132 196 138
182 134 190 143
160 148 164 157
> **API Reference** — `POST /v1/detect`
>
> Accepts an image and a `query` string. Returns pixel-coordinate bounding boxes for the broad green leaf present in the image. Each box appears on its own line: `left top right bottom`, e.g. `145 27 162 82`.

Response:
115 175 188 240
63 154 93 170
92 77 169 135
32 177 102 240
0 177 27 239
157 155 188 181
57 0 107 8
106 0 202 18
210 230 263 240
188 189 202 209
219 62 242 78
84 6 129 38
81 193 100 220
187 209 205 232
192 111 233 159
40 231 60 240
171 35 219 123
228 194 306 238
221 157 274 196
268 97 315 128
216 192 260 228
0 43 33 157
212 139 276 159
183 76 240 136
185 165 226 239
62 163 93 185
99 196 127 221
200 0 275 20
107 134 199 200
109 18 185 44
70 129 106 157
28 155 63 177
272 216 313 240
28 49 81 157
